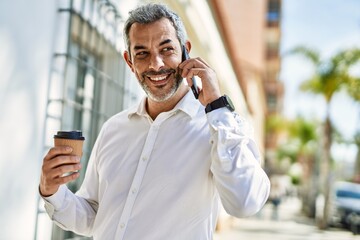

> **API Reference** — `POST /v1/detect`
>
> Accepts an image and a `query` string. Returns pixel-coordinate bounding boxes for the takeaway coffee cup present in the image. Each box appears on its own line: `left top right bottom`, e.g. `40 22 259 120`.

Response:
54 130 85 157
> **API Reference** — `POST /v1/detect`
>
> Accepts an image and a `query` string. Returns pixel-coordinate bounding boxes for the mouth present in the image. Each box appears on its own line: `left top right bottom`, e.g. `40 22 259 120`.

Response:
144 68 177 87
147 74 170 86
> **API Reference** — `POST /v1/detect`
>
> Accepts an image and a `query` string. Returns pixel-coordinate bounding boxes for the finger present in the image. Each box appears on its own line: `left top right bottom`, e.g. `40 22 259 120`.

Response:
44 146 73 161
45 155 80 170
180 60 206 77
179 56 209 69
50 163 82 179
194 56 211 68
185 68 206 80
180 65 190 78
40 163 81 196
185 76 202 91
185 77 193 87
53 171 81 185
181 65 202 77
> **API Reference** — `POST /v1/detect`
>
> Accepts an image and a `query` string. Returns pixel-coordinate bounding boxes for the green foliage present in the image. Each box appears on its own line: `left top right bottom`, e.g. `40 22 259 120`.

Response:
354 131 360 146
286 46 360 225
289 117 318 144
277 142 298 163
273 116 319 163
266 114 288 133
288 46 320 65
347 76 360 102
289 46 360 103
290 175 301 185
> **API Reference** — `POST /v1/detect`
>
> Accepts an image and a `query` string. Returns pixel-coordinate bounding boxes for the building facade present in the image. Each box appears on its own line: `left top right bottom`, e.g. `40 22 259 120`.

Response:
264 0 284 171
210 0 283 171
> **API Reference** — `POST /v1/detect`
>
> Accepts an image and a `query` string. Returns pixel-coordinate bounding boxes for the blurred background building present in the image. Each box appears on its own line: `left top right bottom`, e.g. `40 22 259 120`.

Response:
0 0 283 239
210 0 284 172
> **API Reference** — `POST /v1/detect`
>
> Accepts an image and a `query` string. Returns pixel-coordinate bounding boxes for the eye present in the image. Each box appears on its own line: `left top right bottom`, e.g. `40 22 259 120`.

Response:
135 51 149 59
161 47 174 54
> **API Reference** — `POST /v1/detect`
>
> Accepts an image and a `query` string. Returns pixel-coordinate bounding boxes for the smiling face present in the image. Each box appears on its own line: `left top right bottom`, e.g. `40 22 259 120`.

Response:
125 18 184 102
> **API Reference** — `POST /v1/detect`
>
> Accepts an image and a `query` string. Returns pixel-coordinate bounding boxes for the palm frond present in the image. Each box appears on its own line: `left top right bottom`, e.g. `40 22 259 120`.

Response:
288 46 321 65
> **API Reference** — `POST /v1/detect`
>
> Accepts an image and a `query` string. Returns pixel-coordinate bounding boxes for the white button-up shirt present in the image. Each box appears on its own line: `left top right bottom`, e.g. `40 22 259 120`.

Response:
44 90 270 240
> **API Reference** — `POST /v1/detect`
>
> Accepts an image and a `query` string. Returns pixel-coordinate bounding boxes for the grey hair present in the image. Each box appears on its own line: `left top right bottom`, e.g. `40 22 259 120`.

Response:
123 3 188 53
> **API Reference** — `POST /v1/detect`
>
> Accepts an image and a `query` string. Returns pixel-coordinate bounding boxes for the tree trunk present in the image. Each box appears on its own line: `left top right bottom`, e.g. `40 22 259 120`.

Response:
354 127 360 182
299 155 317 218
354 146 360 183
318 116 332 229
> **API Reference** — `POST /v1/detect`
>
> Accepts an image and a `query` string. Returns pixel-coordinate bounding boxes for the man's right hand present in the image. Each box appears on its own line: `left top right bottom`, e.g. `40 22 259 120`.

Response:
39 146 82 197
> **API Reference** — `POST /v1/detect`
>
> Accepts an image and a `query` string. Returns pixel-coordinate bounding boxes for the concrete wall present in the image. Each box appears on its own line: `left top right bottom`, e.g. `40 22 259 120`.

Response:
0 1 57 239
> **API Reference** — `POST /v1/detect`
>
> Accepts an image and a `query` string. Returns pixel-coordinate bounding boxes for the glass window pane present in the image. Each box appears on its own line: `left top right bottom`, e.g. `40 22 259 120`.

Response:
83 0 92 20
54 13 70 53
72 0 82 13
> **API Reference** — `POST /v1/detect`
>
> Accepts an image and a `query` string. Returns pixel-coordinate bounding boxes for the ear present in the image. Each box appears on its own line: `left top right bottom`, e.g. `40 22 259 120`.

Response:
123 51 134 72
185 41 192 54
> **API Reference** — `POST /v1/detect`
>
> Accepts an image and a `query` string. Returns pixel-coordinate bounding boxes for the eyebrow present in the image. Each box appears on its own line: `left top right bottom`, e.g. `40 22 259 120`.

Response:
133 39 173 51
159 39 172 46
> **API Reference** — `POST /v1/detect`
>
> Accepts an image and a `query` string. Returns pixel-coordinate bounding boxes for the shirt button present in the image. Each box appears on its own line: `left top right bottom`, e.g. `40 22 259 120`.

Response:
120 223 125 228
142 156 147 161
132 188 137 194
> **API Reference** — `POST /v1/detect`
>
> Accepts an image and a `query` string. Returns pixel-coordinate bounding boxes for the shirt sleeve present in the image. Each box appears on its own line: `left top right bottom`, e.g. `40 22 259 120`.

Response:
207 107 270 217
42 124 105 236
42 184 96 236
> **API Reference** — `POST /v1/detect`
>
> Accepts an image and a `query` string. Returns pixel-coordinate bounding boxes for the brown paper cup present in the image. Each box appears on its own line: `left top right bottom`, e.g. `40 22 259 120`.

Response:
54 138 84 157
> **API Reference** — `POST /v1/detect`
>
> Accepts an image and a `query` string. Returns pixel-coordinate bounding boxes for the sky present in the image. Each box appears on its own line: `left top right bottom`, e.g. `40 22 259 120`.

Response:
280 0 360 163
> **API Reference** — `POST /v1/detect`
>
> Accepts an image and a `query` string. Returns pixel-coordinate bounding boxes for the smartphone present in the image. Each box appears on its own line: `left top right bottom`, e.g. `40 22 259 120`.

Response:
181 45 199 99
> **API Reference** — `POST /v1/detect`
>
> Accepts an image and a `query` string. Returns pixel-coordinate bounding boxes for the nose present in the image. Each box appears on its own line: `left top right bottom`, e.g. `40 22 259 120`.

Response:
148 54 164 71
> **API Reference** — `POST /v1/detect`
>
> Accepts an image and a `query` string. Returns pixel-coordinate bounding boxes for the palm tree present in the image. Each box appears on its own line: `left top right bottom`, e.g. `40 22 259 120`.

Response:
266 114 319 214
353 132 360 182
275 116 319 217
288 46 360 229
343 56 360 181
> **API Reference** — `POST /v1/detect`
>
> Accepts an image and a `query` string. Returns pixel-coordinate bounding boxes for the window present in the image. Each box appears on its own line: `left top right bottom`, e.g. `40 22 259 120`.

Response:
267 94 277 113
267 0 281 27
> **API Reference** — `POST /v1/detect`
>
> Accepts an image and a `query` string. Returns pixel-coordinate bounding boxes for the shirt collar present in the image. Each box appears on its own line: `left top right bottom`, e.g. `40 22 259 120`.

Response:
128 89 201 119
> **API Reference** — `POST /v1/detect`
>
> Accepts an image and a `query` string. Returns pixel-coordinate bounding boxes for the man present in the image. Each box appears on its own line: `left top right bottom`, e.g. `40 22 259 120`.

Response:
39 3 270 239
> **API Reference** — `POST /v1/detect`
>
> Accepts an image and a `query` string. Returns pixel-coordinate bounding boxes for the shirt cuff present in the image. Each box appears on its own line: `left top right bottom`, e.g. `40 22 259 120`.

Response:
43 185 67 210
206 107 237 129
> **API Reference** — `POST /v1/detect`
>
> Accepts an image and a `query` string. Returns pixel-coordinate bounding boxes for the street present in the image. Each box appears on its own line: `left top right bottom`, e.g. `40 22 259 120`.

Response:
214 197 359 240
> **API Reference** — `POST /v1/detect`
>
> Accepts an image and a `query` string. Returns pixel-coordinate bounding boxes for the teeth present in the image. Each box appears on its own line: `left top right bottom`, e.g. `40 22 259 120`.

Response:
149 75 167 81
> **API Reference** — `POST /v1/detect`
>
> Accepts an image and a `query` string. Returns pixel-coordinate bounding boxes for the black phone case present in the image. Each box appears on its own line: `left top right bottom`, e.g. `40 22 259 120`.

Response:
182 45 199 99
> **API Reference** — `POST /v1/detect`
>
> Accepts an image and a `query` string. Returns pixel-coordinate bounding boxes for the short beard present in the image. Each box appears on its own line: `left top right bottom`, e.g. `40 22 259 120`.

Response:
140 69 183 102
